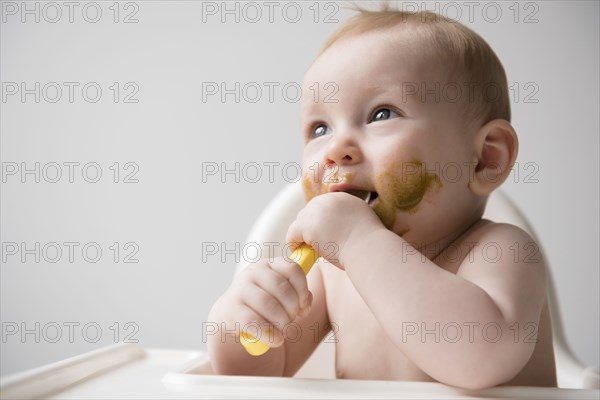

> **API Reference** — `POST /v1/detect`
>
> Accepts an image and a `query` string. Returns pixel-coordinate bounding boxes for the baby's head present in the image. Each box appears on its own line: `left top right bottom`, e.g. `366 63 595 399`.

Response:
300 4 518 248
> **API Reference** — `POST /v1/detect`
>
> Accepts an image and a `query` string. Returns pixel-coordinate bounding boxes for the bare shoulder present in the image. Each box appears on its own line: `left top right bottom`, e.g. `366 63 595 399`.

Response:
460 219 538 246
457 219 545 269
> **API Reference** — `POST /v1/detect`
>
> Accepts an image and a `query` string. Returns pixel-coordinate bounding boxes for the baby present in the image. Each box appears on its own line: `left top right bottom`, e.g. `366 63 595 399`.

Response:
207 5 557 389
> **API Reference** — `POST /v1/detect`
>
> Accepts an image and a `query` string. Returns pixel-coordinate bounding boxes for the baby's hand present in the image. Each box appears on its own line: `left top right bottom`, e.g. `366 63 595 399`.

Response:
223 257 312 347
286 192 384 269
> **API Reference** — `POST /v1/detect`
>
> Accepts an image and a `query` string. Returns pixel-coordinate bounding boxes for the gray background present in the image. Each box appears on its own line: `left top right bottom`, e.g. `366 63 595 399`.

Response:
1 0 598 376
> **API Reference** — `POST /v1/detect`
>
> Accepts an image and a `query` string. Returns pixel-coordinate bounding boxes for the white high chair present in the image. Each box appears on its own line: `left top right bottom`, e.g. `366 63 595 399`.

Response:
236 182 600 389
1 183 598 399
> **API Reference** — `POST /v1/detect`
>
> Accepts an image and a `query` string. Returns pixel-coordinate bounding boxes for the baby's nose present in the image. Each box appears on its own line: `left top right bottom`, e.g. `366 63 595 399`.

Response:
323 132 363 166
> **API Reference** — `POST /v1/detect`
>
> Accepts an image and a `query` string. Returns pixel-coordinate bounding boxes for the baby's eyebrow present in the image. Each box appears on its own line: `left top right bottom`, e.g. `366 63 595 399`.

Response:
365 86 386 94
364 83 409 94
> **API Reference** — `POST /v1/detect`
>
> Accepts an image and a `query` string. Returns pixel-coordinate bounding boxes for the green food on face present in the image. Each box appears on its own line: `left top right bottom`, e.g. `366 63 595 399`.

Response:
302 173 316 202
373 159 442 230
301 159 440 234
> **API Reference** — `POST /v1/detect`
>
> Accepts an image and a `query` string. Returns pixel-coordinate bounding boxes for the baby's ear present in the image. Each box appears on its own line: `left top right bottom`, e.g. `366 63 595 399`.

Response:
468 119 519 196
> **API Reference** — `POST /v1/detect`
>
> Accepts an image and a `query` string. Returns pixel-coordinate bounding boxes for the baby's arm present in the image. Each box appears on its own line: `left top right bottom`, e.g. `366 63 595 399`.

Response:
341 223 547 389
206 257 330 377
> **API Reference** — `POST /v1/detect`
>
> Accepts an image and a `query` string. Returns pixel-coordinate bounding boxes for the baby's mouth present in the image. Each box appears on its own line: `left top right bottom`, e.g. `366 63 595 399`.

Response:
344 189 379 205
368 191 379 205
322 171 378 205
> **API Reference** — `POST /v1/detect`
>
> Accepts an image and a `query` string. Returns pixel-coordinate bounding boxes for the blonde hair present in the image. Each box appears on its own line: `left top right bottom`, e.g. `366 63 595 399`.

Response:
318 2 511 123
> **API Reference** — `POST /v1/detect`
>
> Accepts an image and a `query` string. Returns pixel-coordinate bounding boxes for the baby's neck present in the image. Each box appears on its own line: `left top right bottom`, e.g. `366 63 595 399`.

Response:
414 215 487 262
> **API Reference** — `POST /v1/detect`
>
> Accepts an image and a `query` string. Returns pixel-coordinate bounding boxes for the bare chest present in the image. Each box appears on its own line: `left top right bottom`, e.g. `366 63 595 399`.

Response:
321 266 434 381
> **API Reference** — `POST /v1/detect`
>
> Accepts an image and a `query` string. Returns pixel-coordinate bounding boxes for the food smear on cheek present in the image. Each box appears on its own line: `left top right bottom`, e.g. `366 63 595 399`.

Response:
302 173 318 202
373 159 442 230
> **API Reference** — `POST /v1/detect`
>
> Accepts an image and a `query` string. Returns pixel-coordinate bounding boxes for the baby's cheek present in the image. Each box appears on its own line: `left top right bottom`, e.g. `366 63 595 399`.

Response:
390 160 441 210
373 159 442 229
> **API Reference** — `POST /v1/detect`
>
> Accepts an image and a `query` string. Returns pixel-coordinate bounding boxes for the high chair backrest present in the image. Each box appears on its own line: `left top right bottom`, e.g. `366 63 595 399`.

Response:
235 182 599 389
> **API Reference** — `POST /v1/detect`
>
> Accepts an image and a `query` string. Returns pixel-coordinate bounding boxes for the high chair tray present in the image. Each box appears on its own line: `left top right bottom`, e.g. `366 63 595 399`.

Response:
1 344 598 399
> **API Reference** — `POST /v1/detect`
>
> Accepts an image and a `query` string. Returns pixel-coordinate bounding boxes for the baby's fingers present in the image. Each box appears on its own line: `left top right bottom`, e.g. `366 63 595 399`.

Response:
249 263 305 323
297 291 313 318
237 306 285 348
240 285 293 347
285 219 306 251
270 257 312 311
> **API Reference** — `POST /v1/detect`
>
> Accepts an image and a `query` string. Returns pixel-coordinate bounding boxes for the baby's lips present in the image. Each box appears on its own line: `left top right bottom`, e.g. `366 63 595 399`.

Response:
344 189 372 202
321 167 351 186
328 183 372 202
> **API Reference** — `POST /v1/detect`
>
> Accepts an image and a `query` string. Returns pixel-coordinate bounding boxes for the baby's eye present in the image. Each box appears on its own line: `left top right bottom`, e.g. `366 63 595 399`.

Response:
369 107 401 123
312 123 331 138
